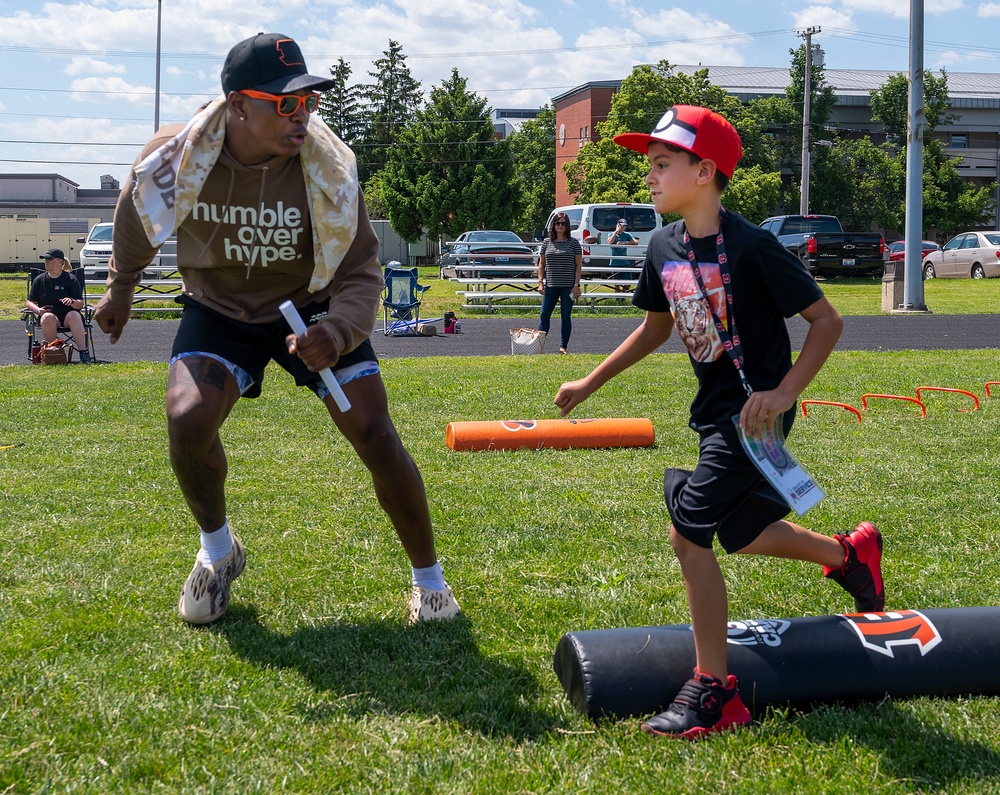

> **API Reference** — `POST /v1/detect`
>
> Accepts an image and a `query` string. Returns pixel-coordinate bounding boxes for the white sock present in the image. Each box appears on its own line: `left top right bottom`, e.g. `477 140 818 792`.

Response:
411 561 446 591
197 519 233 566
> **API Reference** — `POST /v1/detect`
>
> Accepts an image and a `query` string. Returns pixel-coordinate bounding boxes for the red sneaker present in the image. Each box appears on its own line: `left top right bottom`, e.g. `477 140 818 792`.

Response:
641 669 751 740
823 521 884 612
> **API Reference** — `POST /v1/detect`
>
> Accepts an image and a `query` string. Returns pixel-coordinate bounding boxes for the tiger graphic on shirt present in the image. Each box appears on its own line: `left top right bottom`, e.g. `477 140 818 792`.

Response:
658 259 728 363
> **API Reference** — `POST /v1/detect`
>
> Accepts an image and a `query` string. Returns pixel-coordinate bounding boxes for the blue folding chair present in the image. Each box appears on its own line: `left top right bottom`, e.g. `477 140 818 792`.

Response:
381 263 429 336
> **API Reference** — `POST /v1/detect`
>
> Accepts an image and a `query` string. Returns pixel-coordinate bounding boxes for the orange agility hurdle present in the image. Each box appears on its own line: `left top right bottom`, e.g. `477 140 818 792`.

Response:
861 393 927 417
915 386 979 411
801 400 863 423
986 382 1000 397
445 418 655 452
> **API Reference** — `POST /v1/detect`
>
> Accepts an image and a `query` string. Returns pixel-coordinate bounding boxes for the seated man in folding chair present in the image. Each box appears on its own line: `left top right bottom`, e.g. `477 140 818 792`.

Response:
26 248 93 364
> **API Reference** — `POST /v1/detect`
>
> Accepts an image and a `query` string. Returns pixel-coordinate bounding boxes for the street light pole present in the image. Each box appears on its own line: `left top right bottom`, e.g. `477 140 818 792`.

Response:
797 26 820 215
902 0 927 311
154 0 162 132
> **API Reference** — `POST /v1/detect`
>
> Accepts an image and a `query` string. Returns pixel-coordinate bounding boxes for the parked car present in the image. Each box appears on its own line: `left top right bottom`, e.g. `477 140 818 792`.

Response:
77 222 175 279
887 240 941 262
77 222 114 279
922 231 1000 279
543 203 662 268
440 230 535 277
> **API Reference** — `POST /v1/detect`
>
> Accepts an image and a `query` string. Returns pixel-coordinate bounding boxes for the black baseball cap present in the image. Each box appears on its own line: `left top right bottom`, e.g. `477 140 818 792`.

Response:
221 33 335 94
41 248 65 260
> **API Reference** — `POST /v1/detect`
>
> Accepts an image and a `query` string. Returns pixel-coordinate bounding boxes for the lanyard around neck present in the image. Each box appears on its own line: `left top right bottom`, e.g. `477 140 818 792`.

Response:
681 211 753 397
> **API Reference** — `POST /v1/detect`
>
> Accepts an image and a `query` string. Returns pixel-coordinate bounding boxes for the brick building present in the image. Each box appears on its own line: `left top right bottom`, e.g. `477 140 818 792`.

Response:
553 65 1000 224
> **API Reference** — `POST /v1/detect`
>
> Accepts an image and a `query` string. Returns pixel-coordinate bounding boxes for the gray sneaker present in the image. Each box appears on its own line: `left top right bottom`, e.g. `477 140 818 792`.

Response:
178 534 246 624
407 583 461 625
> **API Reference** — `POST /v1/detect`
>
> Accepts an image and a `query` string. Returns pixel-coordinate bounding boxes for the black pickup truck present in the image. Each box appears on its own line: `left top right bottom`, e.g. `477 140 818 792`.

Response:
759 215 885 278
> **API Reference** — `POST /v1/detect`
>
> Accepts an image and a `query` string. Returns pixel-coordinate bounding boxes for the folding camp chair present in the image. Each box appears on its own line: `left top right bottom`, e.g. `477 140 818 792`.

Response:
381 263 429 336
23 266 97 363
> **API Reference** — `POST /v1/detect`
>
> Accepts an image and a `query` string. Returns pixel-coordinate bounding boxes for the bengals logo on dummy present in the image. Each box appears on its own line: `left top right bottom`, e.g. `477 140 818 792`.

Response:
843 610 943 658
499 419 597 433
501 421 537 432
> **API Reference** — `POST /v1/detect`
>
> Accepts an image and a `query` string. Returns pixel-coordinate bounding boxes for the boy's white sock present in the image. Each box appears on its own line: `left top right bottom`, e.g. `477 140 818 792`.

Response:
197 519 233 566
411 561 446 591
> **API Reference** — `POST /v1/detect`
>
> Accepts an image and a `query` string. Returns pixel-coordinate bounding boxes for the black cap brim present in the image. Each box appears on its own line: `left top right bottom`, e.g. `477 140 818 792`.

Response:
253 73 336 94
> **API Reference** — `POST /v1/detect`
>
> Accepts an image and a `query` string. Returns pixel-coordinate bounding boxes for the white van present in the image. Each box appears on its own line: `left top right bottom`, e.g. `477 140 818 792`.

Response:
543 203 662 268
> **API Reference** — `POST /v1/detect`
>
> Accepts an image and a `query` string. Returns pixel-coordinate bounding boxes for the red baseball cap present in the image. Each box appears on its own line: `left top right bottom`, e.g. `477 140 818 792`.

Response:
613 105 743 178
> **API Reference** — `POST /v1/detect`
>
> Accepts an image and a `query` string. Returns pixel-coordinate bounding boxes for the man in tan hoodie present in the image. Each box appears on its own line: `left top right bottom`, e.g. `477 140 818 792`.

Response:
94 33 460 627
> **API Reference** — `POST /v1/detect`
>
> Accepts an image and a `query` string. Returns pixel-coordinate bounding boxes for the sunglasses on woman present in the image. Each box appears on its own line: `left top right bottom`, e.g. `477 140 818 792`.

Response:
239 90 321 116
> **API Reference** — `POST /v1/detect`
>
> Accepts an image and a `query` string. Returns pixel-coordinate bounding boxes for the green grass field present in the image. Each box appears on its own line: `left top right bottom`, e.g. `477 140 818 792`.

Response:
3 352 1000 793
5 271 1000 319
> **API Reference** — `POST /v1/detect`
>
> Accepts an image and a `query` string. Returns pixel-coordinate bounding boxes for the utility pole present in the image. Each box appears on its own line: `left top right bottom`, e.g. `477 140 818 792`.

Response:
797 26 820 215
154 0 162 132
902 0 927 311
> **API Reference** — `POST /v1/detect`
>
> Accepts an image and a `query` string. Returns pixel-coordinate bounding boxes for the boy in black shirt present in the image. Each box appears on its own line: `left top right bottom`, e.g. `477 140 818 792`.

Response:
554 106 883 739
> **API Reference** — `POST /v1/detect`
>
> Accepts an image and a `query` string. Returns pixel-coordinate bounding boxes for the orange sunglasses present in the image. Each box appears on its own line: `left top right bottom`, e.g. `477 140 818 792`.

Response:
239 90 321 116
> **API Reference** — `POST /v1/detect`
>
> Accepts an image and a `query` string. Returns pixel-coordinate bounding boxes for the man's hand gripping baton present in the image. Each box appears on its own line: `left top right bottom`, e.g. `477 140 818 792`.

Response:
278 300 352 412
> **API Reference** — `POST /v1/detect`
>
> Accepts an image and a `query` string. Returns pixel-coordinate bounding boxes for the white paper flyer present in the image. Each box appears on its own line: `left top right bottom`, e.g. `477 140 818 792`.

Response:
733 415 825 516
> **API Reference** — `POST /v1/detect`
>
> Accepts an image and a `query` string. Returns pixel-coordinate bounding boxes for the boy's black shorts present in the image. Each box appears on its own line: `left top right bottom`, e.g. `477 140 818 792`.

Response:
170 296 377 399
664 409 795 553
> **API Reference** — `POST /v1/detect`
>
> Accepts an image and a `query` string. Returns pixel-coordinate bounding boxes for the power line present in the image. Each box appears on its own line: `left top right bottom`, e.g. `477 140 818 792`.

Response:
0 139 145 147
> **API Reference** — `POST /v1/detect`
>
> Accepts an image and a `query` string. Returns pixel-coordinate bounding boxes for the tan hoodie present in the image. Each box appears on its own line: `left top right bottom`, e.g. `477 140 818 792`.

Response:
109 124 383 357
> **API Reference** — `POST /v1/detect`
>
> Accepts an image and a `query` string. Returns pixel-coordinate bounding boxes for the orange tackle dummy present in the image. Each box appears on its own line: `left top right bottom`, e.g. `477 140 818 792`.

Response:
445 418 655 452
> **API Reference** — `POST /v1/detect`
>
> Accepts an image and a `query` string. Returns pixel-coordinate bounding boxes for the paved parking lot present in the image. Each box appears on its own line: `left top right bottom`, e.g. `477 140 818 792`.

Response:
2 313 999 366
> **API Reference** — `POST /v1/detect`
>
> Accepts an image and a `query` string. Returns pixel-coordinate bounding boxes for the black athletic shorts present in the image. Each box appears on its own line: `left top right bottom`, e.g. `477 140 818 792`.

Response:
664 409 795 553
170 296 378 399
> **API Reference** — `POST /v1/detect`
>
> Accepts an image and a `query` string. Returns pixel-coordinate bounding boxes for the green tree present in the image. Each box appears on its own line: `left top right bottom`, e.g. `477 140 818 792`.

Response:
868 71 994 237
362 171 388 220
922 141 995 235
507 105 555 235
781 43 839 209
724 165 783 225
869 71 956 141
563 62 784 220
318 57 364 146
380 68 520 242
808 138 904 230
785 44 837 133
355 40 423 184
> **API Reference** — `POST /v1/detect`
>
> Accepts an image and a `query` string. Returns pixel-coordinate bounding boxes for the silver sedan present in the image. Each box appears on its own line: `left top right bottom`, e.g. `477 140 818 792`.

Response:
922 231 1000 279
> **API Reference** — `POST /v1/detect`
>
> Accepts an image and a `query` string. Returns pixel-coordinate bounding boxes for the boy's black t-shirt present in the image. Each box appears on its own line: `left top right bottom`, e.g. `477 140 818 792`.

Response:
634 211 824 426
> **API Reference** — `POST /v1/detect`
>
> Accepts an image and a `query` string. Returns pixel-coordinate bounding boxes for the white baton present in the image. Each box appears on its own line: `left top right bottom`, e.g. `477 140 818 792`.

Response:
278 300 352 412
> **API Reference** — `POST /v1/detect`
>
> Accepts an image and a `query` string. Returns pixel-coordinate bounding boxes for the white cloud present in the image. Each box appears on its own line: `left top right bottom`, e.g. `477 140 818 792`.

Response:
65 57 126 76
621 8 748 67
929 48 998 69
839 0 962 16
69 76 154 106
792 6 856 31
978 1 1000 14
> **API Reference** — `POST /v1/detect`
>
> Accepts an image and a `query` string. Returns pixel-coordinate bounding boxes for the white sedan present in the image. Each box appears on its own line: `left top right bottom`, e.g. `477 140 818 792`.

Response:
922 231 1000 279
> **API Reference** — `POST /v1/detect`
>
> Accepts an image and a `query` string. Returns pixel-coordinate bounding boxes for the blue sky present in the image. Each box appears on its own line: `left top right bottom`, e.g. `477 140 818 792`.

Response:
1 0 997 190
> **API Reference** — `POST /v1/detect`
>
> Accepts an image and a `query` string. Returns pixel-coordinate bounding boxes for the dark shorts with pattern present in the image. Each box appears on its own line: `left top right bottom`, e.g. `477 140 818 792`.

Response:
170 296 377 399
664 409 795 553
